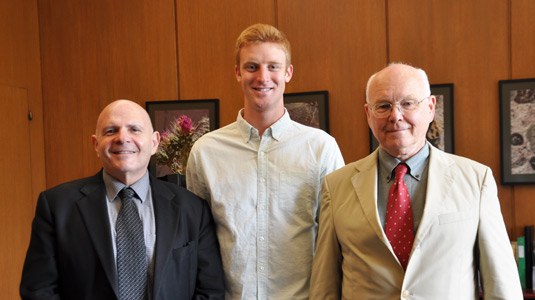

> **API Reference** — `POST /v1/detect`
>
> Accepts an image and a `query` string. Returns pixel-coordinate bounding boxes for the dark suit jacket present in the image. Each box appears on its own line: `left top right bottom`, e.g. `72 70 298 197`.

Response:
20 170 225 300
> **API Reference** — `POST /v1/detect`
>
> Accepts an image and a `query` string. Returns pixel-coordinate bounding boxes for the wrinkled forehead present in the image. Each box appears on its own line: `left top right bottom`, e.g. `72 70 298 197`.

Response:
370 71 426 101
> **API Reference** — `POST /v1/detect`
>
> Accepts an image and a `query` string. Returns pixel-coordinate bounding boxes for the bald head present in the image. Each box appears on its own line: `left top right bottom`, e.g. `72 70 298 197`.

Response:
364 63 436 160
95 100 154 136
92 99 160 185
366 63 431 103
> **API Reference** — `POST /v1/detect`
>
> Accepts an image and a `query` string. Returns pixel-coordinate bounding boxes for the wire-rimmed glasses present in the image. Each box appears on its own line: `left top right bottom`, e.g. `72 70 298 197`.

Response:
369 96 429 118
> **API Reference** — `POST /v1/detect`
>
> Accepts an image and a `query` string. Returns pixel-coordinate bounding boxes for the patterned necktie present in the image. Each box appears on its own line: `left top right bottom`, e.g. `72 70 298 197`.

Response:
116 187 148 300
385 163 414 271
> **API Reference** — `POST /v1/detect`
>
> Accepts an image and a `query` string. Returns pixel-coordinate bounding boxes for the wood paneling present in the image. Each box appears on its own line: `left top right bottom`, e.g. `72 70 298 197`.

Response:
511 0 535 78
278 0 387 162
387 0 516 236
511 0 535 236
0 0 44 297
176 0 276 127
0 0 45 202
38 0 179 187
0 85 33 299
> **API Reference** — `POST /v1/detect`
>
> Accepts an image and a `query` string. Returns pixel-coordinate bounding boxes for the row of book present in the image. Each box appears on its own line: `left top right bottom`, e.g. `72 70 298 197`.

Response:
512 225 534 289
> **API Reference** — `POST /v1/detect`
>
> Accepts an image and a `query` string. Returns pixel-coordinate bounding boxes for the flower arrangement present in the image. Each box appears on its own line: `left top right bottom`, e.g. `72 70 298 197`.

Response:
155 115 210 175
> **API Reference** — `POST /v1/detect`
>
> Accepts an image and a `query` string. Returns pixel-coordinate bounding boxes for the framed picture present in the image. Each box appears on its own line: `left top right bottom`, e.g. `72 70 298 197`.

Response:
499 78 535 184
369 84 454 154
284 91 329 133
145 99 219 177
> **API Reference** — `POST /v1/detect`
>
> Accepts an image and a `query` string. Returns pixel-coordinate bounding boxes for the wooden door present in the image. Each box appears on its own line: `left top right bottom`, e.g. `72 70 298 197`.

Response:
0 84 34 299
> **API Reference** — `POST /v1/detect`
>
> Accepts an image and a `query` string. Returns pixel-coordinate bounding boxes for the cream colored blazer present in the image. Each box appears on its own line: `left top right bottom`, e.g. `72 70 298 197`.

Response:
310 145 522 300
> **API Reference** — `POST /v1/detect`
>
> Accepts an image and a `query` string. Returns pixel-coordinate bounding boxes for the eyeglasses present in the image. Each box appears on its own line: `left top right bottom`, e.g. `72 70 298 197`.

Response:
369 96 429 118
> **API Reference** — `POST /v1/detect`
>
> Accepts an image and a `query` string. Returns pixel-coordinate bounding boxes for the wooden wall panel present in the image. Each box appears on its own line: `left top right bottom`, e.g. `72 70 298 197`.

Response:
176 0 276 127
0 86 34 300
0 0 43 297
278 0 387 162
38 0 179 188
511 0 535 236
387 0 516 236
0 0 45 202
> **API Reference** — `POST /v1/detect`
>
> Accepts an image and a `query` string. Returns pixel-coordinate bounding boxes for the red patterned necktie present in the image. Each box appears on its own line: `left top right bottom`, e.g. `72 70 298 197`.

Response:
385 163 414 271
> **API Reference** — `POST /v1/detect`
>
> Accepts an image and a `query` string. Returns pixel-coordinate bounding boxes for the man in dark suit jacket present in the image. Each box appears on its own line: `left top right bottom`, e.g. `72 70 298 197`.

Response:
20 99 225 300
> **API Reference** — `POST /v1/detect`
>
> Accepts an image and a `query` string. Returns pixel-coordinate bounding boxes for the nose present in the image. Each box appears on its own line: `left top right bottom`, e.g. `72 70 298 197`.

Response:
114 128 131 143
256 66 270 83
388 103 404 121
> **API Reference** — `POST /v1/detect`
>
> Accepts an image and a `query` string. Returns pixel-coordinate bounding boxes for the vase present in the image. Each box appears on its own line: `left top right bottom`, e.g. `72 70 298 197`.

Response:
159 173 186 188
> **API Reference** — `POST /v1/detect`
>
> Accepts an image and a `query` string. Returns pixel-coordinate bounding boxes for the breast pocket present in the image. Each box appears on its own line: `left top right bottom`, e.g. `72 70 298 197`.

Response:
438 211 472 225
278 171 316 215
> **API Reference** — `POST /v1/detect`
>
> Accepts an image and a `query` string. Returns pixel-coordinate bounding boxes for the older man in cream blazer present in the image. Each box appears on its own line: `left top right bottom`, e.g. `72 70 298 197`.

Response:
310 63 522 299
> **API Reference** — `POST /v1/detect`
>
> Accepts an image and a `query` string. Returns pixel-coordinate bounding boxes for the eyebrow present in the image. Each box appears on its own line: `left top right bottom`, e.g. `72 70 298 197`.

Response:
377 95 419 102
100 123 144 132
243 60 284 66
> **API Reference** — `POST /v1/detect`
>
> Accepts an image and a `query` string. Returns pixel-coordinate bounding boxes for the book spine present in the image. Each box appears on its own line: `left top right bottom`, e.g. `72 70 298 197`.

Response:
518 236 526 289
525 225 534 289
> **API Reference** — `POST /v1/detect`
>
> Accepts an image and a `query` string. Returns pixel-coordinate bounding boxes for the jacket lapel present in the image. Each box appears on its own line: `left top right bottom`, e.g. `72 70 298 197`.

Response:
352 150 392 247
412 145 456 249
76 171 118 296
150 176 180 299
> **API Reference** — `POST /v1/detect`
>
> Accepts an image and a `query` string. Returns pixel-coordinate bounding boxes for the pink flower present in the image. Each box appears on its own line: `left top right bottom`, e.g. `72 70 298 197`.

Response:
155 115 210 175
178 115 193 134
161 130 170 138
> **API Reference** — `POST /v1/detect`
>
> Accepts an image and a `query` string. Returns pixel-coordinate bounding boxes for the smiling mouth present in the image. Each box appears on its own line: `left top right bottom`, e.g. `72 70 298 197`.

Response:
113 151 136 154
387 128 409 133
254 87 272 92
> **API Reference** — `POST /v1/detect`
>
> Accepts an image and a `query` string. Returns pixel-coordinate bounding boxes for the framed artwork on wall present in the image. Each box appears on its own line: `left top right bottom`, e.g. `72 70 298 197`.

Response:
369 84 454 154
145 99 219 178
499 78 535 184
284 91 329 133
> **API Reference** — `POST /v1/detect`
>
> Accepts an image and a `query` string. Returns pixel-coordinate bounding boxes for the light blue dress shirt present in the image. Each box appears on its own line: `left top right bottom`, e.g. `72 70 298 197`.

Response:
187 109 345 300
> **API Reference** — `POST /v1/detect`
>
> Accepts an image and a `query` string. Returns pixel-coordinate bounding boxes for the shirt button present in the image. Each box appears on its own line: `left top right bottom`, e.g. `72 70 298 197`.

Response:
259 237 265 242
402 290 410 298
260 266 265 271
260 178 266 183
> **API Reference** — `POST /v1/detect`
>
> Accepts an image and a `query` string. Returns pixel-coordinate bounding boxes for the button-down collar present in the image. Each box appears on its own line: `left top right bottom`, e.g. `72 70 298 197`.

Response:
236 108 291 143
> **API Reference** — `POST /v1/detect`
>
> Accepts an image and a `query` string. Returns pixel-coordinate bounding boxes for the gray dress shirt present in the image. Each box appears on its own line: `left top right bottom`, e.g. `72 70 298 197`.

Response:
377 143 430 234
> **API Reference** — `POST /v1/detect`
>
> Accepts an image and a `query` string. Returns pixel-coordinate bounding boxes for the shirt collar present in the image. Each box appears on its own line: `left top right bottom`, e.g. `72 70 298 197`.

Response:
236 108 291 143
103 170 151 203
378 142 430 182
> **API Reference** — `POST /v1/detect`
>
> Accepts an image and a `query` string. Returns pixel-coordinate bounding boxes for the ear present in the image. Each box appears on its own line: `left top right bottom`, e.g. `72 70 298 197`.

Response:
285 64 294 83
364 103 375 129
427 95 437 122
364 103 371 119
151 131 161 155
91 135 99 157
235 65 241 82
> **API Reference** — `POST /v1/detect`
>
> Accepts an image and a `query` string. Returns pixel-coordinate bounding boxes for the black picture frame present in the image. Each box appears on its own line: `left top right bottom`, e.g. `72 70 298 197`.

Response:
499 78 535 184
369 84 455 154
145 99 219 177
284 91 329 133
